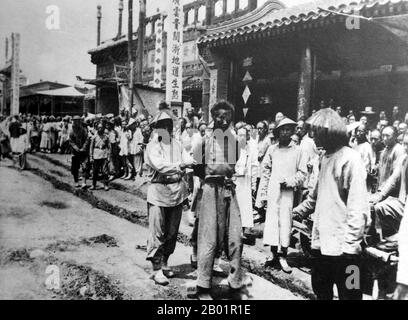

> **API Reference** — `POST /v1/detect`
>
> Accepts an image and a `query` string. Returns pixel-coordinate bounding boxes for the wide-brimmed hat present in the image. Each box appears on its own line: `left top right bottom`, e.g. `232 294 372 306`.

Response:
150 101 177 127
361 106 376 115
150 111 175 127
273 117 297 136
72 115 81 121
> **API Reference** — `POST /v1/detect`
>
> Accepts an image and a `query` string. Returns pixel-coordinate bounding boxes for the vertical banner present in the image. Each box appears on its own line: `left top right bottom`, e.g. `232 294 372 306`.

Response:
209 69 218 119
166 0 184 103
11 33 20 115
153 15 163 88
297 46 312 121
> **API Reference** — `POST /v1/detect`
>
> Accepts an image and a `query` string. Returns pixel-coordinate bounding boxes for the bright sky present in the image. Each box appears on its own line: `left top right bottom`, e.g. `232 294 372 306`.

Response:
0 0 311 86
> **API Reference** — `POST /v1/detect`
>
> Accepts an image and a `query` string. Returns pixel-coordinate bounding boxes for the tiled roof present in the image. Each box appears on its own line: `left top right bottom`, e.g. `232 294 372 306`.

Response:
198 0 408 46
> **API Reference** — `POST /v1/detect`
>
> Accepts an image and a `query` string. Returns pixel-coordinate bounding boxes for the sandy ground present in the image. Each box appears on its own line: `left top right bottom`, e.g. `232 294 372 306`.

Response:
0 161 303 300
28 153 314 297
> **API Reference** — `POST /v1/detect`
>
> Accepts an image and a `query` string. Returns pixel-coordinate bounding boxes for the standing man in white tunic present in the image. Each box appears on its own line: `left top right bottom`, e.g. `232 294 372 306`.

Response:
257 118 307 273
144 102 196 286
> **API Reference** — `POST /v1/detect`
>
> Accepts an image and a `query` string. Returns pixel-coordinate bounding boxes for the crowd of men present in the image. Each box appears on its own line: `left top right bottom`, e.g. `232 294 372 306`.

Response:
1 101 408 300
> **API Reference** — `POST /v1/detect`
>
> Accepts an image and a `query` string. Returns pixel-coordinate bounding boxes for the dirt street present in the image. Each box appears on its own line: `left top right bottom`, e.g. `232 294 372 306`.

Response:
0 162 303 300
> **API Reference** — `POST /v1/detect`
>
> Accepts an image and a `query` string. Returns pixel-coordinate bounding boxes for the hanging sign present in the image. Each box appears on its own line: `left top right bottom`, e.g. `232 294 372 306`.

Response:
297 47 312 120
166 0 184 103
243 107 249 117
242 71 253 82
153 15 163 88
209 69 218 117
242 85 251 105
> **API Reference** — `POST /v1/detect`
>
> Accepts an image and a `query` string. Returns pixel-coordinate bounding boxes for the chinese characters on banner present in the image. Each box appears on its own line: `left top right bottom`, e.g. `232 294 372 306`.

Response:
11 33 20 115
153 15 163 88
209 69 218 118
297 46 312 120
166 0 184 103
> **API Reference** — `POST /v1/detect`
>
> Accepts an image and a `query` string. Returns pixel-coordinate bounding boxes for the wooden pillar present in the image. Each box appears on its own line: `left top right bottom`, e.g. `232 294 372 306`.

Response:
202 76 210 123
249 0 257 11
51 96 55 116
216 56 230 102
297 45 313 120
136 0 146 84
128 0 134 114
1 81 6 115
96 87 101 114
37 96 41 116
205 0 213 26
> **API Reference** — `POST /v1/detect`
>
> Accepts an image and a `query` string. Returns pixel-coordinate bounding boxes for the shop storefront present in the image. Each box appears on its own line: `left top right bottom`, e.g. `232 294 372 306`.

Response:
198 0 408 123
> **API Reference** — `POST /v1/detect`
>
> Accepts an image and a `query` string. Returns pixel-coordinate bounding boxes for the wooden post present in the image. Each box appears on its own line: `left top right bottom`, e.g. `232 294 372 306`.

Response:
1 81 6 115
297 45 313 120
136 0 146 84
128 0 134 115
249 0 257 11
97 5 102 46
51 96 55 116
5 37 9 61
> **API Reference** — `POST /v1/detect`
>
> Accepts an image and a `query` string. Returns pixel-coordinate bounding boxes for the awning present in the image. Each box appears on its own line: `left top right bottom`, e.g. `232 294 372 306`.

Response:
198 0 408 47
36 87 85 97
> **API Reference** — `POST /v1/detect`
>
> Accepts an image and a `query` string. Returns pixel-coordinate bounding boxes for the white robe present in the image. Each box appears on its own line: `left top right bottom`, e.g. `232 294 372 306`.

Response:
235 141 258 228
258 144 307 247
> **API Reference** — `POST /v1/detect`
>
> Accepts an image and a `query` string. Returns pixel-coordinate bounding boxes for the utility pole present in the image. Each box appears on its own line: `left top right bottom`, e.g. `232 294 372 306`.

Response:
97 5 102 46
10 33 20 115
136 0 146 84
5 37 9 61
128 0 134 115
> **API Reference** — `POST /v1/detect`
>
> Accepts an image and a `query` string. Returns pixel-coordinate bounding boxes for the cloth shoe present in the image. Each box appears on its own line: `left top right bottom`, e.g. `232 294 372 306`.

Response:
197 286 212 300
279 256 293 274
161 261 175 278
212 258 225 277
152 269 169 286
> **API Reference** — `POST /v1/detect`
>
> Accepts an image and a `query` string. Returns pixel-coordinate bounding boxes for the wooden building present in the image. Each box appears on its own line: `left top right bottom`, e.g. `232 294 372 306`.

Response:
198 0 408 123
19 81 87 116
86 0 265 115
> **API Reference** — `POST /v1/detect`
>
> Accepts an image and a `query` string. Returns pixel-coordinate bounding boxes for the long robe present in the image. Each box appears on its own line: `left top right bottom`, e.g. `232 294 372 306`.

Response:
235 140 257 228
258 144 307 247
